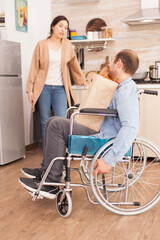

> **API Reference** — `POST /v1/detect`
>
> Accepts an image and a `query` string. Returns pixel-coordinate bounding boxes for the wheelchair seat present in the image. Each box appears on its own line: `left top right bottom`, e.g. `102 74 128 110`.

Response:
68 135 110 155
68 135 132 157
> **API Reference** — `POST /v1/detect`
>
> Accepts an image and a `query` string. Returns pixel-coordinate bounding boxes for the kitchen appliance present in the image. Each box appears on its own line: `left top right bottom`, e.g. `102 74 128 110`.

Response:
132 72 148 81
149 61 160 80
122 0 160 25
0 40 25 165
155 61 160 79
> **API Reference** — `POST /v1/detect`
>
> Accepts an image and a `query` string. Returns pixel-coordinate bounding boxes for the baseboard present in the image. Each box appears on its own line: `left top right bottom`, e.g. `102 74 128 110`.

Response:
25 142 42 151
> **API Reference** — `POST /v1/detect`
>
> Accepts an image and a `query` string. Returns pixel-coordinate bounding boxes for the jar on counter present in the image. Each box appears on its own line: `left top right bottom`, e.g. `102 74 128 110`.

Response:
98 31 102 39
93 31 99 39
101 27 112 38
87 31 94 40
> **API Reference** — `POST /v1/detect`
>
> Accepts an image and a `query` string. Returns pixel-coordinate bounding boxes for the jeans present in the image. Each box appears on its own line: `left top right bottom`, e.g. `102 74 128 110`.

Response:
37 85 67 149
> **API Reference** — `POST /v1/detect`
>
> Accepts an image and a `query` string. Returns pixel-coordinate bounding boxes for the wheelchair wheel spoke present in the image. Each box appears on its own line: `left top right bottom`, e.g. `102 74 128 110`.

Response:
90 137 160 215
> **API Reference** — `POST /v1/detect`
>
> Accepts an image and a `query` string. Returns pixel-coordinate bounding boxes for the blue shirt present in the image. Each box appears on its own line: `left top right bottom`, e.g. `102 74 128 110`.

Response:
93 77 139 167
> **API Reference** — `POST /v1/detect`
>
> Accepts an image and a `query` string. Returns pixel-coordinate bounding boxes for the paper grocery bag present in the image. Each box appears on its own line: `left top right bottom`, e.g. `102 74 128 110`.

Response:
74 73 119 132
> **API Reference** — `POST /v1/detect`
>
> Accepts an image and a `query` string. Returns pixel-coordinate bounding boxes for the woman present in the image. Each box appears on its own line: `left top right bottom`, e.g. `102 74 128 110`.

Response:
26 15 87 149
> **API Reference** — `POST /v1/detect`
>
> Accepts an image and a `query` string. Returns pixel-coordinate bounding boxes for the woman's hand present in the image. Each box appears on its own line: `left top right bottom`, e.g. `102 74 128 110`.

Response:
28 92 34 104
83 81 88 88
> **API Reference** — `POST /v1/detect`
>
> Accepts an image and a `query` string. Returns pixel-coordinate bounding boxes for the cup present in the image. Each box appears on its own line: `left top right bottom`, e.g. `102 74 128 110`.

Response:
98 31 102 39
93 31 99 39
87 31 94 40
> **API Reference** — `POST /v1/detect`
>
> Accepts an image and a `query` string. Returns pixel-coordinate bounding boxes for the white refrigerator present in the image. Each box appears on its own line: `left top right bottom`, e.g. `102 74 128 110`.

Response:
0 40 25 165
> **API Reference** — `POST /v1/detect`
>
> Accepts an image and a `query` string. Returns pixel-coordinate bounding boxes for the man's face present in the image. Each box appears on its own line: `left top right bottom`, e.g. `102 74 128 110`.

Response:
108 55 117 79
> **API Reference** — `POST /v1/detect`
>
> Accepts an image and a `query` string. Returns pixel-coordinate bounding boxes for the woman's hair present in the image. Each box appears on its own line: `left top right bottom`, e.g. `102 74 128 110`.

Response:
114 49 139 75
49 15 69 36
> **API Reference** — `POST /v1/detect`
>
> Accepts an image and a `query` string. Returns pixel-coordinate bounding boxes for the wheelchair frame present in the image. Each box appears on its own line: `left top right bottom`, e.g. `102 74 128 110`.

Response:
30 89 160 217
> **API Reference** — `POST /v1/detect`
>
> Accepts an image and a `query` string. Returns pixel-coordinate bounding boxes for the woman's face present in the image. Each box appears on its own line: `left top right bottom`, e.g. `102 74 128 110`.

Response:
52 20 68 39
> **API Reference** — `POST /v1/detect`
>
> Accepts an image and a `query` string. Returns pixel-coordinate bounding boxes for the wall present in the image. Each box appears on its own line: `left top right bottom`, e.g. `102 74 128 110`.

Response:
51 0 160 74
1 0 160 145
3 0 51 145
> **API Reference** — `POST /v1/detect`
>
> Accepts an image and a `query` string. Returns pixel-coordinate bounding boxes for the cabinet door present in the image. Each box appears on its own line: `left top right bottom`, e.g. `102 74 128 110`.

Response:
138 88 160 148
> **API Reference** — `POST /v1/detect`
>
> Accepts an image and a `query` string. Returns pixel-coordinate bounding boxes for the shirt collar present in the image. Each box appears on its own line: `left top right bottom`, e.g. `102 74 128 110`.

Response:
119 77 132 87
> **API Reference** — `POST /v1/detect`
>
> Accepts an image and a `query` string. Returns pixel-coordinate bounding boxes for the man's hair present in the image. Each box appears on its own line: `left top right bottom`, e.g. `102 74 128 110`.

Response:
114 49 139 75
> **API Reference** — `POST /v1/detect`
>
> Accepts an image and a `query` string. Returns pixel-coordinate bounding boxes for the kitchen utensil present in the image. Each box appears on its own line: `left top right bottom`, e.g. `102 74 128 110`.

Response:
80 48 84 70
93 31 99 39
86 18 107 33
155 61 160 79
149 65 159 80
99 56 109 77
132 72 148 81
71 35 87 40
87 31 94 40
87 46 104 52
75 48 79 61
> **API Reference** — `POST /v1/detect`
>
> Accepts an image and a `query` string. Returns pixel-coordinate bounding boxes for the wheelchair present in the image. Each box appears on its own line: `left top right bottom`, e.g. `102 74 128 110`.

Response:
31 89 160 217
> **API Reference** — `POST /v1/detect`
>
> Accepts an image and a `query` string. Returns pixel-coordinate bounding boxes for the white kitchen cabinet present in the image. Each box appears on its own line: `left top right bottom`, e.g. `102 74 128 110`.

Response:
138 85 160 149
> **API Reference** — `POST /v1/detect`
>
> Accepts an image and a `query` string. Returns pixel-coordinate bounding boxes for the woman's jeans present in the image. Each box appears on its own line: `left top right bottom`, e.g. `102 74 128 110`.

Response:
37 85 67 149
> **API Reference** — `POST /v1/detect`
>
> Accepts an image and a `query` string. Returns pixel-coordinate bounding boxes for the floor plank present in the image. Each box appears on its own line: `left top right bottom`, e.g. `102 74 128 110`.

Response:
0 145 160 240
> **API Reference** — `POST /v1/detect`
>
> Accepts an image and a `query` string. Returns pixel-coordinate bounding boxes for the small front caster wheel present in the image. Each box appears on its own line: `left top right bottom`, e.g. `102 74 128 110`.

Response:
56 190 72 217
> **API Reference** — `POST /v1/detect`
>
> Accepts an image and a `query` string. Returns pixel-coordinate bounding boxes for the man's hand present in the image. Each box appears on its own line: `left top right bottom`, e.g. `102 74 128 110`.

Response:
93 158 112 176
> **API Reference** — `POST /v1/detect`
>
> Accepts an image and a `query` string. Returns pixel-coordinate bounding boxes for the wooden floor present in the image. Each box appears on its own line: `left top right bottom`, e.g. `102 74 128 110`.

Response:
0 144 160 240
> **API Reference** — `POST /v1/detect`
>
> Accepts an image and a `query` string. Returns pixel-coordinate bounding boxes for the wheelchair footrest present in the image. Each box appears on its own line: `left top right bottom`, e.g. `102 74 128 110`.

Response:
111 202 141 206
26 189 44 200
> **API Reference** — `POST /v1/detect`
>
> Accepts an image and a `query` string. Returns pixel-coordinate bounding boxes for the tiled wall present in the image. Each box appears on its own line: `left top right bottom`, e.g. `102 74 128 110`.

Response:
52 0 160 76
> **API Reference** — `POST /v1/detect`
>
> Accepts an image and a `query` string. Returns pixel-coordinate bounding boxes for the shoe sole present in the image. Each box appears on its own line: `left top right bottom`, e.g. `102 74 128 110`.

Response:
21 169 36 178
18 178 57 200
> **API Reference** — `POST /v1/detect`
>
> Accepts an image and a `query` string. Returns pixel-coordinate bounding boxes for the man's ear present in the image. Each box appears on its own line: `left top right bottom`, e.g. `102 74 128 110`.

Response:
117 59 123 68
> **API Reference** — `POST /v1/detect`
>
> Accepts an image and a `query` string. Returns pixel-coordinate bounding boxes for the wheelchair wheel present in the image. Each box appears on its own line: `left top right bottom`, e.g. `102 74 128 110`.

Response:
56 190 72 217
90 137 160 215
82 138 147 190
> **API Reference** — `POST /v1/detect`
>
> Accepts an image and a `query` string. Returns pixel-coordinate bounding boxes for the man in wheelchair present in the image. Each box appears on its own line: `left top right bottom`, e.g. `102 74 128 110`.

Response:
19 49 139 200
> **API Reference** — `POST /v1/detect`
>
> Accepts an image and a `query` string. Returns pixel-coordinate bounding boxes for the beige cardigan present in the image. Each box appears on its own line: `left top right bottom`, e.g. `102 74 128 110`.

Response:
26 38 86 111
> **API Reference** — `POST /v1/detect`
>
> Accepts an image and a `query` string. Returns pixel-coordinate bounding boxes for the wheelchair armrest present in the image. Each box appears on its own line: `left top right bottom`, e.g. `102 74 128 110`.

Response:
66 104 80 118
79 108 118 116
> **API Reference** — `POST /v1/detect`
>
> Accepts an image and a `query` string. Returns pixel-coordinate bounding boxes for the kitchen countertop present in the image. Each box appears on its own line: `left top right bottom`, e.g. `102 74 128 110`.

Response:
137 84 160 89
